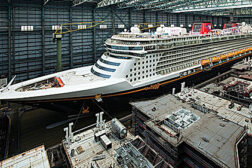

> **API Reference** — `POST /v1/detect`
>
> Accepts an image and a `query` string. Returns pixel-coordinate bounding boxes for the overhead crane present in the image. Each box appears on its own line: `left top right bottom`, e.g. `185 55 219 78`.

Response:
53 21 104 71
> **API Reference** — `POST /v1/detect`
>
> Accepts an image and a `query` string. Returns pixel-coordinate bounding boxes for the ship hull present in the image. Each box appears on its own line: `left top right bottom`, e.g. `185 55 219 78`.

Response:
8 52 250 104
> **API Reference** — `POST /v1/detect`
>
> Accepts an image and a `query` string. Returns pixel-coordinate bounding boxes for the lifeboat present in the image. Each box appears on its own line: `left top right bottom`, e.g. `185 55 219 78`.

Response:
249 47 252 51
227 52 234 58
220 54 227 60
234 51 241 55
201 59 210 66
211 56 220 63
241 49 246 53
245 48 250 52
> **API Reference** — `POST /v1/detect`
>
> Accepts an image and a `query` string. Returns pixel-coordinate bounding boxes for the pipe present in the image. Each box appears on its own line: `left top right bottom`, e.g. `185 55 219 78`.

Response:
100 112 104 123
64 127 69 144
57 37 62 71
96 113 99 128
69 122 73 142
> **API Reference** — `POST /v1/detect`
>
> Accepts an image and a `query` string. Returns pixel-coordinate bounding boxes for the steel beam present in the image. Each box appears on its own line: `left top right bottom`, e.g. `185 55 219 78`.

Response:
72 0 95 7
92 8 97 62
8 3 11 80
111 7 115 35
69 7 73 68
41 6 45 75
44 0 50 6
128 8 132 29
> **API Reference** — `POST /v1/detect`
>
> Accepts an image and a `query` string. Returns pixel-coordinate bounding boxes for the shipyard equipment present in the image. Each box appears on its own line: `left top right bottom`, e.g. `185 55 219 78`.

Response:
53 21 104 71
111 118 127 139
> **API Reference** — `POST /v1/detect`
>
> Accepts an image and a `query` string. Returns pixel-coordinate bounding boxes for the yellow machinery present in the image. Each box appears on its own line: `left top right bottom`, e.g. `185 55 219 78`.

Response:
53 21 104 71
137 21 168 31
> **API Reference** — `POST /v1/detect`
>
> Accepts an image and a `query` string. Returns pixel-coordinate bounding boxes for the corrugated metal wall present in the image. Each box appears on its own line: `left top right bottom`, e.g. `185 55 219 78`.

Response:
0 1 236 82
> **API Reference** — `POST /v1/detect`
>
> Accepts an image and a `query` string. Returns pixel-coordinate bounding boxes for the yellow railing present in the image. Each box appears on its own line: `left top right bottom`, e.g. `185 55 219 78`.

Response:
54 21 105 35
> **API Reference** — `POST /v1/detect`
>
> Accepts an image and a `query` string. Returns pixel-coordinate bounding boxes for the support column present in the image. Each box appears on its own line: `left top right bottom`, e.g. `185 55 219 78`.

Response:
217 16 220 28
11 3 15 78
185 14 188 29
167 13 169 26
193 14 196 23
41 6 45 75
56 35 62 72
156 11 158 23
111 7 115 35
128 8 132 29
143 10 146 23
92 8 97 62
8 3 12 80
69 7 73 68
176 13 180 27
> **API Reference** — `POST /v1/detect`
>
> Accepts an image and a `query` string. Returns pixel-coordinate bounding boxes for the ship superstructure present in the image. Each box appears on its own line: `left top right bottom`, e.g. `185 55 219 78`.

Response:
0 23 252 102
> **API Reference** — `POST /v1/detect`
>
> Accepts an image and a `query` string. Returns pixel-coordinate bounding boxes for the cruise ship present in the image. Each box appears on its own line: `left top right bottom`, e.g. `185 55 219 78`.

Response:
0 22 252 102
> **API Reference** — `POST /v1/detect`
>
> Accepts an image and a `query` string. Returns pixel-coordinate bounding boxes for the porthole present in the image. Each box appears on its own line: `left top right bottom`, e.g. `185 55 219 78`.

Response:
130 69 132 72
134 68 136 70
138 72 140 75
134 78 136 81
138 77 140 80
134 63 136 66
146 75 148 77
134 73 136 76
138 67 140 70
126 75 128 78
130 79 132 82
138 62 140 65
130 74 132 77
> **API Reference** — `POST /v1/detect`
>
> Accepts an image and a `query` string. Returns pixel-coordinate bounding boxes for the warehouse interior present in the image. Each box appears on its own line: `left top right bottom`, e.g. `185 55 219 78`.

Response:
1 0 251 82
